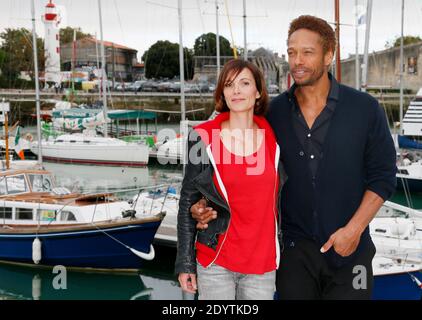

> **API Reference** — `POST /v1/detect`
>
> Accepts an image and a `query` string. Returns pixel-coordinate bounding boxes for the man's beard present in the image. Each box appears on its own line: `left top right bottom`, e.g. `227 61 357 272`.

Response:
292 64 326 87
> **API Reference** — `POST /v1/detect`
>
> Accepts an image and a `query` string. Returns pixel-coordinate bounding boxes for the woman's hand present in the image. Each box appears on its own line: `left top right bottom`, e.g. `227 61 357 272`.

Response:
178 273 198 294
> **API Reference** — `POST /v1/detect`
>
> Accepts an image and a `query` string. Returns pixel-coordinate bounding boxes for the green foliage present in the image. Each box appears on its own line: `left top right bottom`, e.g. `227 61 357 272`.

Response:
142 40 193 79
0 28 44 83
193 33 235 57
385 35 422 48
59 27 92 46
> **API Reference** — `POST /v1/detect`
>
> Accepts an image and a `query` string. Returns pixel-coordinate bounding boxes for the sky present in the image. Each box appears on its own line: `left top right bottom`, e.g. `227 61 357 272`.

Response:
1 0 422 62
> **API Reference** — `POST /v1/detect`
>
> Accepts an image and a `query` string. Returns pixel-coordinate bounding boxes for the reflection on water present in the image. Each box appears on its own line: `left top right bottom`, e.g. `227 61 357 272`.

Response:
391 190 422 209
43 162 150 193
0 162 184 300
0 246 184 300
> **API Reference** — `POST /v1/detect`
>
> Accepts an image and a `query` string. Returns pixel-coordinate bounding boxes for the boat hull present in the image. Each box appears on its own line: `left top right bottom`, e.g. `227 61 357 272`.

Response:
31 143 149 167
396 176 422 193
0 220 161 269
373 271 422 300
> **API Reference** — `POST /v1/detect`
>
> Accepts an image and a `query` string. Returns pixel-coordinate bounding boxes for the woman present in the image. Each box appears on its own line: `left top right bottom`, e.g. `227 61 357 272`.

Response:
175 59 284 300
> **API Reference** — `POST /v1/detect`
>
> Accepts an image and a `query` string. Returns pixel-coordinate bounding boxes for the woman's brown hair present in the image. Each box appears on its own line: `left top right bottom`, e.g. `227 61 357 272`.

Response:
214 59 269 115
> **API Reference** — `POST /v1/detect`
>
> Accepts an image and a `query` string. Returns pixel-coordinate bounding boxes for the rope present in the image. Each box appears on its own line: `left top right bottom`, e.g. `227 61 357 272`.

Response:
223 0 238 58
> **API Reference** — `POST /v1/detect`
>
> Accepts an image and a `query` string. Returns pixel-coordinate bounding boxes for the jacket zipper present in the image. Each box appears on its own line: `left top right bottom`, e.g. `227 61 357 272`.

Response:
273 144 281 268
205 145 232 268
204 143 281 269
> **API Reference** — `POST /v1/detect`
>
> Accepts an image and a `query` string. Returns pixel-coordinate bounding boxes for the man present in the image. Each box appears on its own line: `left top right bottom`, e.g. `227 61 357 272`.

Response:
190 15 397 299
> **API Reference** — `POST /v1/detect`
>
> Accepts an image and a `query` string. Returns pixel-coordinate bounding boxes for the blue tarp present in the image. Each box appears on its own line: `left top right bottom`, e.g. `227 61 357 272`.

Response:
398 135 422 150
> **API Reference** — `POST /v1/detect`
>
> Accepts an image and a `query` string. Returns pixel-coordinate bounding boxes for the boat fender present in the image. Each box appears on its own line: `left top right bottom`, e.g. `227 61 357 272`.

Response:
32 237 42 264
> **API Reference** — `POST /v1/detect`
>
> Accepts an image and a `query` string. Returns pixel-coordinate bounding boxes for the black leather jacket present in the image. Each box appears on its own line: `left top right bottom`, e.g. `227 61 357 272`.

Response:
175 129 287 275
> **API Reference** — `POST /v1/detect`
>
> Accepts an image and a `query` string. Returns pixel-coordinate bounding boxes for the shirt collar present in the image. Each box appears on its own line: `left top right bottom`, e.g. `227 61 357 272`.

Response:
288 72 339 111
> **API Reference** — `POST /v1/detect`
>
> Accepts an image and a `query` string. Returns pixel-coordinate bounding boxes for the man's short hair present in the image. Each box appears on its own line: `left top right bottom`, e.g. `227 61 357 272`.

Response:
288 15 336 54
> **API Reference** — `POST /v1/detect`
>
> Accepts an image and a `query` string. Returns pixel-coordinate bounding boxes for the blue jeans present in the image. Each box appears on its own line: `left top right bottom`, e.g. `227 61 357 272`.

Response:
197 263 276 300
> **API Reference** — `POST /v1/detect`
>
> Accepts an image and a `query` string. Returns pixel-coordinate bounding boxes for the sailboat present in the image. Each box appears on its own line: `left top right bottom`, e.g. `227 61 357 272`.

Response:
0 0 164 271
30 0 150 167
395 88 422 192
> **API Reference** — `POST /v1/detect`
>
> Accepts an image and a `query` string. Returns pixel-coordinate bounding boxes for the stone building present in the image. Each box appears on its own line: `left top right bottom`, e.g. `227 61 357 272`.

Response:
60 37 139 82
341 41 422 92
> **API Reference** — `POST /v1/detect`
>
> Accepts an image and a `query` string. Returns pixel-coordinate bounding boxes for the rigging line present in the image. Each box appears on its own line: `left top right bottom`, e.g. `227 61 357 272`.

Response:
223 0 237 58
195 0 206 32
146 1 197 10
400 176 414 209
154 43 168 79
201 13 267 18
113 0 126 45
87 197 143 253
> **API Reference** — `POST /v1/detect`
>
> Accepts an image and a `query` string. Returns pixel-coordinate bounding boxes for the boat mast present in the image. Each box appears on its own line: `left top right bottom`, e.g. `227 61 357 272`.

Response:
95 32 101 101
178 0 186 122
1 99 10 169
355 0 360 90
215 0 220 78
98 0 108 137
361 0 373 93
334 0 341 81
243 0 247 60
399 0 404 135
31 0 43 166
71 29 76 98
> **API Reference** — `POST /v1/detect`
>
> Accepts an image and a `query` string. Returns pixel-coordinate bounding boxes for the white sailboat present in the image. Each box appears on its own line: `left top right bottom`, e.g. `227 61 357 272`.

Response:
0 0 164 271
31 132 149 167
30 1 150 167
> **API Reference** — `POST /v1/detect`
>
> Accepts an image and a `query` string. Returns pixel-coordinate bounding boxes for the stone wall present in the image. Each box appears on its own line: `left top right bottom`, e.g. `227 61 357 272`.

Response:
341 42 422 92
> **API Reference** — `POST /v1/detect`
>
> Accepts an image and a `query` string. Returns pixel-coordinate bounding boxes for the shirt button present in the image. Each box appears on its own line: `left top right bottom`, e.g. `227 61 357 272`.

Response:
299 151 304 156
307 133 311 138
310 155 315 159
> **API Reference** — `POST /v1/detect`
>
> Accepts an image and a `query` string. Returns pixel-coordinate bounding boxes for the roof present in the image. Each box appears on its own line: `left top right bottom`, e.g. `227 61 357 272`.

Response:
84 38 137 52
52 108 157 120
107 110 157 120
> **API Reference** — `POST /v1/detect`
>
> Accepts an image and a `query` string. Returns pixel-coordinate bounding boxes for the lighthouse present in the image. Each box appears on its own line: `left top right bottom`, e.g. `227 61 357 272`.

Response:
42 0 61 84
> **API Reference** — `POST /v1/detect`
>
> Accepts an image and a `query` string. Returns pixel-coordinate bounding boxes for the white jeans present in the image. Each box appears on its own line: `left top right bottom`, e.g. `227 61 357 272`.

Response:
196 263 276 300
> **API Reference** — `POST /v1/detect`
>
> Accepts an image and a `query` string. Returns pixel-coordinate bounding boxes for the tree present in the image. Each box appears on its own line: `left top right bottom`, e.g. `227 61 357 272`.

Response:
0 48 6 73
142 40 193 79
194 33 236 57
0 28 44 82
60 27 92 46
385 35 422 49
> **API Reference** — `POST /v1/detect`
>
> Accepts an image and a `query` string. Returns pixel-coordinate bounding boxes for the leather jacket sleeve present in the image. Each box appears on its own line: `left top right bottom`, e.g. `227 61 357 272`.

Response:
175 129 207 274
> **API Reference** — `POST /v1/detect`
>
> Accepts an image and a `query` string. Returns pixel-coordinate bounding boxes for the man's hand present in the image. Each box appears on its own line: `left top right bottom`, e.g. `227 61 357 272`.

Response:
178 273 197 294
190 198 217 230
320 224 363 257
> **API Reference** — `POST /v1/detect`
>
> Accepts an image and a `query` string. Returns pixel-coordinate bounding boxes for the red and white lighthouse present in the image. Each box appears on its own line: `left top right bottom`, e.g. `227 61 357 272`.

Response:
42 0 61 84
